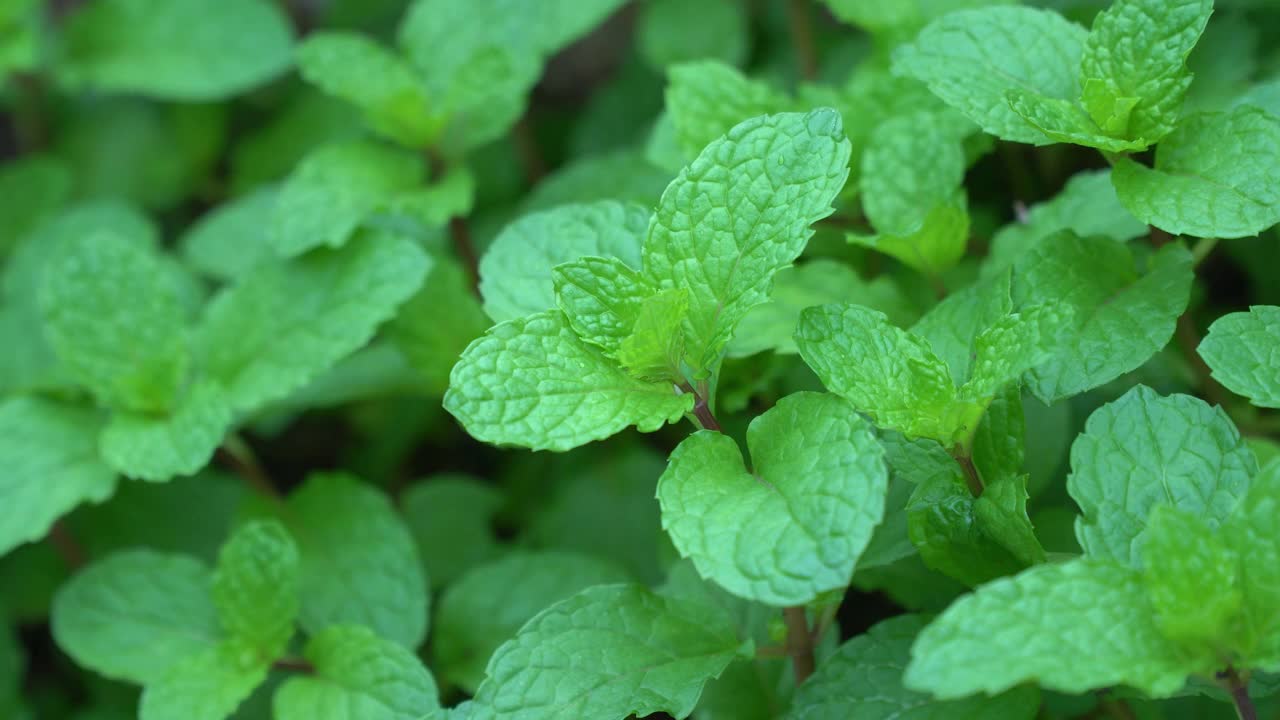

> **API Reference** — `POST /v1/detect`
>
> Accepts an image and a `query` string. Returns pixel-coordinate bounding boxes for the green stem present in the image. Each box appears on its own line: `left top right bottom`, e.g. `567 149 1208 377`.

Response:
679 382 722 432
782 606 815 685
1190 236 1219 267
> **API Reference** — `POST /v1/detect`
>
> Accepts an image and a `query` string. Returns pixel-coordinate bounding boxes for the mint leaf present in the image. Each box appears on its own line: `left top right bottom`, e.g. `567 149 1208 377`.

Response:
787 614 1039 720
212 520 299 660
1141 506 1242 651
98 381 232 483
199 231 429 414
52 551 219 684
1005 92 1148 152
274 625 442 720
1013 234 1193 403
860 111 966 238
971 384 1025 486
178 187 278 283
40 230 188 414
638 0 748 71
279 474 427 649
1198 305 1280 408
911 272 1012 385
1112 107 1280 238
552 256 651 357
658 392 887 605
469 585 747 720
906 474 1026 587
848 203 969 277
961 303 1072 401
643 109 851 375
433 551 631 692
479 202 648 323
1079 0 1213 144
0 155 69 261
60 0 293 101
401 475 503 588
615 289 690 381
0 397 115 556
664 61 790 161
906 559 1193 697
1068 385 1255 568
892 7 1088 144
386 255 490 396
139 639 269 720
1226 461 1280 668
974 474 1046 567
271 142 427 258
444 311 692 451
296 32 440 149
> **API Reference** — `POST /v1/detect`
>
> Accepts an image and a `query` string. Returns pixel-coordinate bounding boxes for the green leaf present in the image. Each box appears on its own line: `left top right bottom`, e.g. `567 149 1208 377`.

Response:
1112 107 1280 238
848 203 970 277
386 255 491 395
271 141 427 258
212 520 299 659
401 475 503 588
905 559 1196 697
1141 506 1242 651
1068 385 1255 568
60 0 293 101
1005 91 1149 152
1079 0 1213 143
637 0 748 72
433 551 631 692
1226 462 1280 668
479 202 647 323
658 392 888 605
795 304 978 443
552 256 651 357
199 231 429 414
178 187 278 283
617 289 689 382
468 584 747 720
98 381 232 483
296 32 441 148
664 61 791 161
1198 305 1280 408
823 0 1017 38
274 625 442 720
522 150 670 213
443 311 692 451
1013 234 1193 403
643 109 851 375
0 155 70 261
52 551 219 684
279 473 427 649
787 614 1039 720
906 474 1026 587
40 231 188 414
961 303 1073 401
974 474 1046 567
861 111 966 237
892 7 1088 144
911 271 1012 385
139 639 269 720
0 397 115 556
970 384 1025 486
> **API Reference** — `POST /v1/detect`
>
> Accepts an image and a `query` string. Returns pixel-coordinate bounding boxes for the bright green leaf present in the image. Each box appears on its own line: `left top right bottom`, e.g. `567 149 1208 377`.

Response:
616 289 689 382
1141 506 1242 651
1225 461 1280 668
1199 305 1280 408
906 474 1025 587
974 474 1046 567
99 381 232 482
664 61 790 161
861 111 966 237
552 256 651 356
1005 91 1149 151
961 303 1073 400
848 203 970 277
212 520 299 659
178 187 278 283
911 271 1011 385
139 638 269 720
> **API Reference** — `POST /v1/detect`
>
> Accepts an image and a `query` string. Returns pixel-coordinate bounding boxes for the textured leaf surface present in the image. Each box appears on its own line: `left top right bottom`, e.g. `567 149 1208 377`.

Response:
99 382 232 482
906 559 1195 697
643 109 851 374
962 303 1073 400
1005 92 1147 152
906 475 1025 587
552 256 650 357
849 203 969 276
658 392 887 605
911 272 1012 385
212 520 299 659
444 311 692 451
469 584 745 720
199 232 429 414
61 0 293 101
401 475 504 588
664 61 790 160
139 639 268 720
1013 234 1193 403
1112 108 1280 238
1226 462 1280 668
1068 385 1255 568
433 551 631 692
861 111 965 237
892 7 1087 144
1199 305 1280 408
787 615 1039 720
275 625 442 720
0 397 115 556
52 551 219 684
479 202 648 323
1141 506 1242 650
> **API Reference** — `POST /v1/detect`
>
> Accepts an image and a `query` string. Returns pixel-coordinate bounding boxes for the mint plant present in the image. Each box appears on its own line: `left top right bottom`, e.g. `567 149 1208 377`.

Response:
3 0 1280 718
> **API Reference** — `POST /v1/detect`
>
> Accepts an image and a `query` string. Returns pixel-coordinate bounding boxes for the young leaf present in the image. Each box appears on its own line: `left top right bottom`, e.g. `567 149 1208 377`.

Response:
40 231 188 414
199 231 429 414
643 109 851 375
468 584 747 720
52 551 219 684
1079 0 1213 144
479 202 648 323
786 614 1039 720
905 559 1199 697
906 475 1026 587
211 520 299 660
139 638 269 720
961 303 1073 401
664 61 791 160
433 551 631 692
892 7 1088 144
1198 305 1280 408
974 474 1046 567
443 311 692 451
911 272 1012 385
1112 107 1280 238
401 475 504 588
296 32 441 148
0 397 115 556
552 256 652 357
616 289 689 381
970 384 1025 485
274 625 443 720
658 392 888 605
860 111 966 238
848 203 969 277
1004 92 1148 152
270 141 427 257
1013 234 1193 403
1068 385 1255 568
638 0 748 72
1226 461 1280 668
1141 506 1242 650
60 0 293 101
98 381 233 483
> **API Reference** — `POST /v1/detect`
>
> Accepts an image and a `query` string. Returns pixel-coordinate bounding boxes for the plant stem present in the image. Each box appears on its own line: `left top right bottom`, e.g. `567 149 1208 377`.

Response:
512 114 547 186
782 606 816 684
425 148 481 295
1099 698 1138 720
1190 236 1219 267
11 72 47 152
216 436 282 502
1219 667 1258 720
787 0 818 81
48 520 86 570
679 382 722 432
952 448 983 496
272 657 316 674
